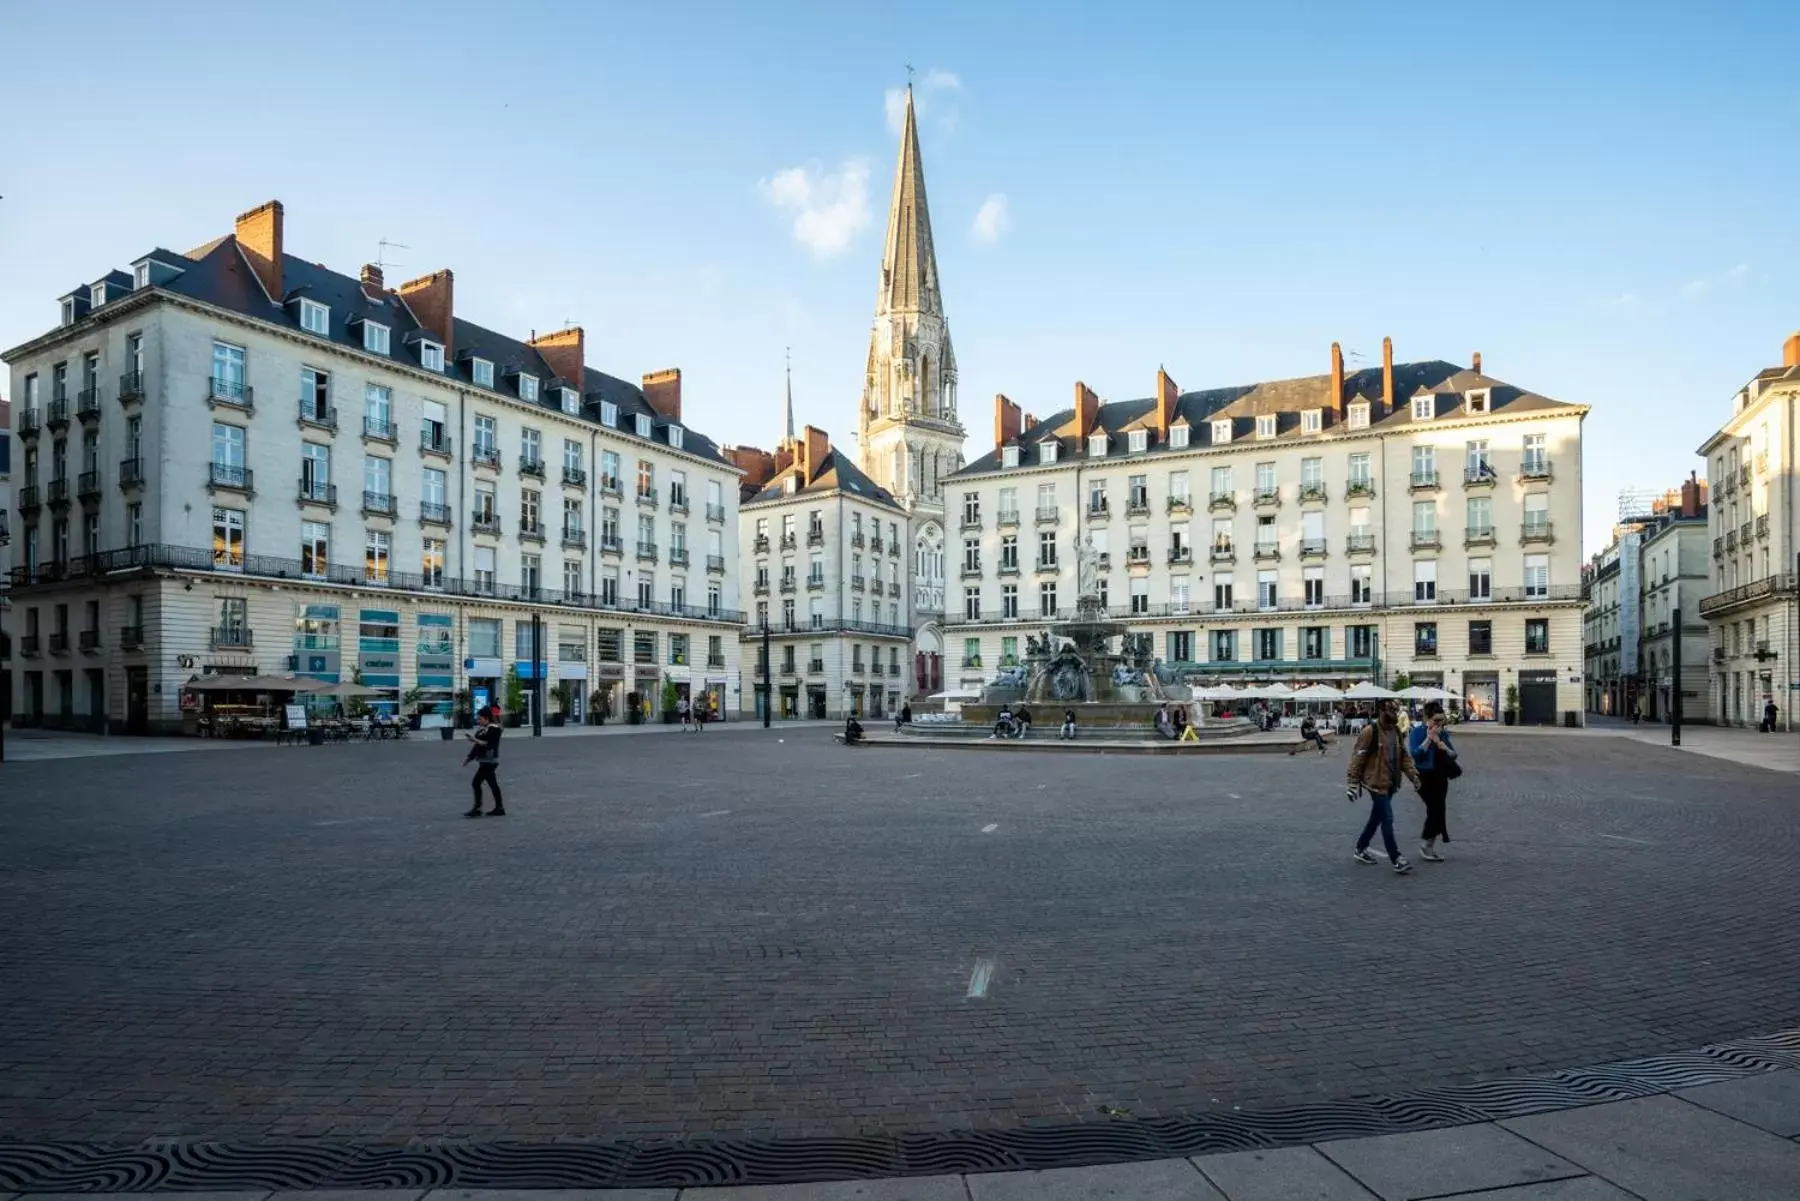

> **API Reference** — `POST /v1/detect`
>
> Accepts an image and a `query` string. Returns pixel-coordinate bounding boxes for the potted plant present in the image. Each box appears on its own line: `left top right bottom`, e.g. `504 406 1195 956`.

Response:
454 687 475 730
548 683 568 727
1503 683 1519 726
1390 671 1412 692
660 679 679 724
502 667 525 728
588 688 608 726
401 685 426 731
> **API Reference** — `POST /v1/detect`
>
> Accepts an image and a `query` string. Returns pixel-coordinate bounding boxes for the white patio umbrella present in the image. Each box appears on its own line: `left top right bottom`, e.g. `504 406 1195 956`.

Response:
1396 685 1431 699
1261 682 1296 698
1345 681 1400 700
1421 686 1458 701
1292 684 1345 701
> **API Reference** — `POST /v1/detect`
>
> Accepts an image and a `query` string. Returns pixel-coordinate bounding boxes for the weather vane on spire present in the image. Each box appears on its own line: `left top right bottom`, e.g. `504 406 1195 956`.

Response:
905 63 915 90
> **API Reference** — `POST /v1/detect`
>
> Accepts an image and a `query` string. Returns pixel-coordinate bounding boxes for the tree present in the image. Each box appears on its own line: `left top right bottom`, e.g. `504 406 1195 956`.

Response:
1389 671 1412 692
503 666 525 714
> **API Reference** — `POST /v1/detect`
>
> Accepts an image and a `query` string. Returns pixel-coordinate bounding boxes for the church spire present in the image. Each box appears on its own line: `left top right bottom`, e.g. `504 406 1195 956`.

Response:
783 348 795 441
878 84 941 317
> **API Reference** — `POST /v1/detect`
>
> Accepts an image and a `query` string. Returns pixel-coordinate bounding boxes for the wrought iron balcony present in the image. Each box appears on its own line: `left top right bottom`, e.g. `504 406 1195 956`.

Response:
208 463 253 492
707 554 726 573
1464 525 1496 547
17 485 41 513
420 430 454 458
1298 483 1328 503
210 626 254 650
519 519 545 542
1253 542 1280 561
363 416 397 442
637 541 659 562
47 396 71 429
1167 547 1193 565
753 535 770 553
807 573 825 591
297 479 337 507
1166 494 1194 514
780 533 796 550
562 529 587 550
1036 506 1060 524
76 386 101 423
120 626 144 650
1520 520 1555 544
19 635 40 657
1209 491 1236 512
851 574 867 591
1345 480 1376 499
362 491 397 517
207 378 252 410
1464 465 1498 488
670 493 689 515
706 502 725 523
997 509 1021 527
637 488 659 508
1410 531 1441 551
78 471 102 502
519 456 546 479
1126 497 1151 516
600 534 623 554
118 458 145 489
669 547 689 566
298 399 338 430
79 629 101 653
1346 533 1376 554
118 371 145 404
1300 538 1328 558
419 501 453 526
48 632 71 655
47 478 70 507
1409 470 1440 491
599 474 623 496
1253 487 1280 507
1209 543 1235 563
472 512 502 536
563 465 587 488
1519 458 1553 481
807 526 825 546
471 445 501 469
18 408 41 438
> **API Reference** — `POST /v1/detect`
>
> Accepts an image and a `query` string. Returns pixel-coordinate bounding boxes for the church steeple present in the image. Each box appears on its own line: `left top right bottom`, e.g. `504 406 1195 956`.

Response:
783 349 796 441
878 85 942 318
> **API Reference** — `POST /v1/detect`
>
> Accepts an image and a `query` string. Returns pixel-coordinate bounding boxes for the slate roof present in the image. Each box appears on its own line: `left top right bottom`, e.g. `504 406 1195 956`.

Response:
959 360 1585 477
47 234 731 468
744 446 904 512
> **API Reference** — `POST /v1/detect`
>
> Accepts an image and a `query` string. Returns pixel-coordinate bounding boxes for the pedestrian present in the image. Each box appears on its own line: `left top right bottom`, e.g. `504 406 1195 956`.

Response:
1762 698 1777 733
677 694 691 732
1407 701 1459 861
1060 708 1077 740
463 708 505 818
1346 701 1421 874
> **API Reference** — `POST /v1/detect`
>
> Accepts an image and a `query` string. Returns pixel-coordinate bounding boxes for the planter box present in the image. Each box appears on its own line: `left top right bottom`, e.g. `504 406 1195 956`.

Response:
439 727 456 741
547 714 565 727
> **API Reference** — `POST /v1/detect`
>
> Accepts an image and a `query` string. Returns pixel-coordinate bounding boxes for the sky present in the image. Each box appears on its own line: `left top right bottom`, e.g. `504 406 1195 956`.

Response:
3 0 1797 555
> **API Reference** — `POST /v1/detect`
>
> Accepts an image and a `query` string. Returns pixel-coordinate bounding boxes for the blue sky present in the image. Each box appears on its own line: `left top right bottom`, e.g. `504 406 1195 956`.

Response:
3 0 1797 553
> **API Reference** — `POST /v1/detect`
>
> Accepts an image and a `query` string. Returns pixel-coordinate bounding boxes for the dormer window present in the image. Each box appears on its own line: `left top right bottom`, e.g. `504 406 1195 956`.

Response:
1128 429 1148 454
1002 446 1020 468
133 263 150 290
1411 394 1435 421
1256 415 1277 440
60 299 75 326
420 341 445 372
1464 388 1491 414
363 321 390 355
668 424 684 450
1169 423 1190 449
90 284 106 309
471 358 495 388
1212 419 1232 445
635 413 653 439
600 400 618 427
560 387 580 415
785 476 799 495
1088 432 1107 457
1301 409 1322 435
299 299 330 336
518 373 539 402
1039 441 1059 465
1347 402 1370 430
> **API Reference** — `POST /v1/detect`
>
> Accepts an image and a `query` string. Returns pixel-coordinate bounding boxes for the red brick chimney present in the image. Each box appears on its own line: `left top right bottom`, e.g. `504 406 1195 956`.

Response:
772 441 795 478
1073 381 1099 441
1381 336 1395 415
1023 412 1038 434
1783 332 1800 368
802 425 830 483
641 368 682 422
724 445 776 492
1155 369 1179 441
233 200 283 302
527 327 587 390
1329 341 1344 418
994 393 1023 451
398 269 454 355
360 264 385 295
1472 351 1483 375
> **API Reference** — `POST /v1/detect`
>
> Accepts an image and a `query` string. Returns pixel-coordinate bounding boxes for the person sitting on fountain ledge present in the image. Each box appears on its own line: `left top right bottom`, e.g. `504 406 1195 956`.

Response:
991 703 1016 740
1014 704 1032 738
1155 704 1176 740
1061 709 1077 740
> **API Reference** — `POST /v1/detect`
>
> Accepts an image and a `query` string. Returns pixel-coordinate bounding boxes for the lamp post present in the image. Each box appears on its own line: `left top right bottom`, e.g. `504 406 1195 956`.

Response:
760 619 771 729
1671 606 1682 747
530 612 543 737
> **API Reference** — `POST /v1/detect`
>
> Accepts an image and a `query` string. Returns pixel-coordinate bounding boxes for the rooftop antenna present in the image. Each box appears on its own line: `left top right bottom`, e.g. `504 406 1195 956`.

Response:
376 237 409 272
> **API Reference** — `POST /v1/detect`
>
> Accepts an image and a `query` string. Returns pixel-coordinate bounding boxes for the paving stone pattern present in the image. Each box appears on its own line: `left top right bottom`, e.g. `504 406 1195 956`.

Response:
2 731 1799 1148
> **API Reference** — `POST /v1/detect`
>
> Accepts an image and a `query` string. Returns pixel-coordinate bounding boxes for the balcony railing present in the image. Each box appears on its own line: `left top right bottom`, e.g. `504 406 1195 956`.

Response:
48 631 71 655
208 463 253 492
600 475 623 496
1253 487 1280 507
419 501 453 525
1167 547 1193 565
361 491 397 517
888 582 901 596
851 574 867 590
1464 465 1498 487
1409 470 1439 490
1036 506 1060 524
637 488 659 508
297 479 337 507
1699 573 1797 617
807 574 826 591
210 626 254 650
779 577 796 592
47 397 70 428
472 512 502 535
120 626 144 650
18 635 40 657
1726 529 1739 550
1346 533 1376 554
18 408 41 438
1038 557 1061 572
1209 543 1235 563
670 493 690 515
208 377 252 410
471 445 501 469
519 519 545 542
1520 521 1554 544
1464 525 1496 546
421 431 454 457
562 529 587 549
707 554 726 573
1519 458 1553 481
600 534 623 554
76 386 101 423
562 465 587 488
1757 514 1770 539
78 470 102 501
669 547 689 566
1410 531 1441 550
1253 542 1280 561
1300 538 1328 558
119 458 145 489
1739 521 1753 545
17 484 41 512
1298 483 1328 503
959 515 982 532
707 502 726 523
363 416 397 442
47 478 70 507
637 541 659 561
808 659 826 674
1345 479 1375 499
79 629 101 653
997 509 1021 527
1167 495 1193 514
753 535 772 553
1127 497 1151 516
1087 500 1110 520
807 527 825 546
297 398 338 429
118 371 145 403
519 456 546 479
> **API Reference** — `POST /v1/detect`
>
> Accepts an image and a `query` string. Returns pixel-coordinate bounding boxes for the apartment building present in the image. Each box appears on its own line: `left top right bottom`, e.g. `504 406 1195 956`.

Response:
730 425 912 720
3 200 742 734
1 394 11 725
945 341 1588 724
1698 331 1799 729
1636 480 1711 722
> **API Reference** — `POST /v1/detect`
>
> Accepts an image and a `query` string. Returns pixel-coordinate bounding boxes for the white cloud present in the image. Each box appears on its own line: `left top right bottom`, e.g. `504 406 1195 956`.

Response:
1680 279 1709 299
1728 262 1750 278
1612 291 1643 309
972 193 1011 245
886 69 963 135
758 158 872 258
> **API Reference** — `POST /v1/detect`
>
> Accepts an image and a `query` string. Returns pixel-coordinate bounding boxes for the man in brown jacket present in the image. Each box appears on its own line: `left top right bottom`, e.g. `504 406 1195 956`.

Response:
1345 701 1421 874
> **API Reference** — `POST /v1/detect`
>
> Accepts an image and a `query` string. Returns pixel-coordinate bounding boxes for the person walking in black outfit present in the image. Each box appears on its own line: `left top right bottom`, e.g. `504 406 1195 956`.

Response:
464 709 505 817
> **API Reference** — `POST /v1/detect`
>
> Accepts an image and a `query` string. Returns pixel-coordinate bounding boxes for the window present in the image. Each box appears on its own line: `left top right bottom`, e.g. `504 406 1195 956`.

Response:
1300 457 1323 488
1257 569 1278 610
419 465 444 505
422 538 445 587
1002 583 1019 619
1211 517 1232 553
1469 620 1492 656
1128 474 1149 509
473 414 496 456
1303 566 1324 608
1466 439 1491 478
1128 429 1148 453
1000 535 1018 570
1522 433 1547 475
1255 628 1281 660
965 587 981 620
1469 556 1492 600
466 546 496 591
1214 573 1234 611
364 383 394 438
1524 553 1549 600
301 443 330 494
206 507 246 570
635 413 652 438
211 421 245 469
1255 461 1276 494
1301 409 1322 434
1524 493 1550 535
1300 626 1326 660
1347 402 1369 430
126 502 142 547
1525 618 1550 654
133 262 149 289
299 299 329 335
365 529 391 583
962 537 980 572
1256 414 1276 439
1467 495 1492 535
1347 453 1371 488
1347 624 1375 659
472 358 495 388
1038 530 1058 568
1411 393 1434 420
668 424 684 449
1038 441 1059 465
1465 388 1490 414
600 400 618 427
1169 424 1190 449
1038 580 1058 616
1413 500 1437 535
564 497 584 538
520 427 541 467
1415 622 1438 655
637 459 655 499
1001 446 1019 468
1210 465 1232 500
211 341 245 393
1212 419 1232 445
519 373 539 403
1212 629 1237 661
1037 481 1056 516
420 341 445 372
1255 514 1276 549
1351 563 1372 605
1412 444 1436 483
561 387 581 416
1414 559 1437 602
1122 576 1146 614
1088 479 1108 514
962 491 981 524
301 521 330 578
362 321 390 355
1170 578 1190 614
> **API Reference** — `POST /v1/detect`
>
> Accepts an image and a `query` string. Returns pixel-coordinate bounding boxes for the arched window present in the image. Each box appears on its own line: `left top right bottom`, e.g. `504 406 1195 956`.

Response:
921 354 934 417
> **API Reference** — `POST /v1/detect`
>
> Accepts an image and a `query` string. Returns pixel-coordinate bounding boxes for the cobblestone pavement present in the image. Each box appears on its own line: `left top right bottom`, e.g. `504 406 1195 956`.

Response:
2 728 1797 1146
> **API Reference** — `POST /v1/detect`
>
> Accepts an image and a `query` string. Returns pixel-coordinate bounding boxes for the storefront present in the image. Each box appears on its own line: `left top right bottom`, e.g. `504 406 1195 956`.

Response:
1463 672 1499 722
593 665 625 720
465 657 503 716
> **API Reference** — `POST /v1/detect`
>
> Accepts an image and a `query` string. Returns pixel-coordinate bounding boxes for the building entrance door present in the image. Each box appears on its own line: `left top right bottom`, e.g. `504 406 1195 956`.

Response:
125 667 149 734
1519 670 1557 726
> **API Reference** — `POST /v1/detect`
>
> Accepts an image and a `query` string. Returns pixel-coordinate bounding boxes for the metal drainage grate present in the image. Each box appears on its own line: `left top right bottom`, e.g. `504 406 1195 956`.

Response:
0 1026 1794 1193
